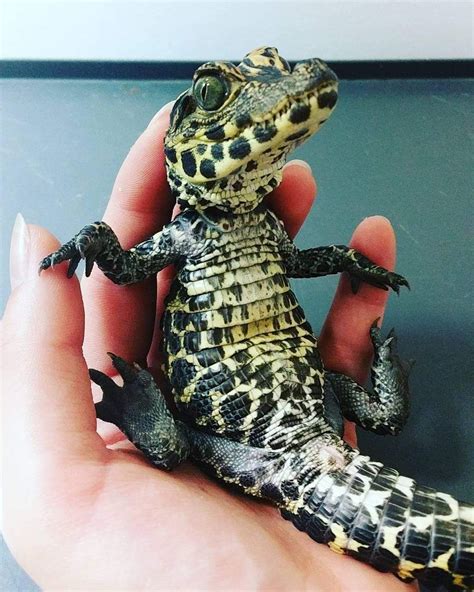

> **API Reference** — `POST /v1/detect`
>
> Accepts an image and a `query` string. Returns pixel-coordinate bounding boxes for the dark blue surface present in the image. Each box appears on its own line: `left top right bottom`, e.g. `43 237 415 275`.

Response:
1 77 473 590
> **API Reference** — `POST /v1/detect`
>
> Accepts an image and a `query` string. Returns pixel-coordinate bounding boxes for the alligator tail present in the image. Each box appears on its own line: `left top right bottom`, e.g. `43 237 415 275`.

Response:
284 454 474 590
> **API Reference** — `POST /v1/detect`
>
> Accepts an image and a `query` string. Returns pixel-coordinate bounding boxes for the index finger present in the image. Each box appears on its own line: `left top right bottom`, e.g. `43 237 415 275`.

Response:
81 104 174 373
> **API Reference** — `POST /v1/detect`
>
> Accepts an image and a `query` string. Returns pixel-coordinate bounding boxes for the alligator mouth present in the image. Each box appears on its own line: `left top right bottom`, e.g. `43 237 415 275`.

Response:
237 79 338 132
220 77 338 172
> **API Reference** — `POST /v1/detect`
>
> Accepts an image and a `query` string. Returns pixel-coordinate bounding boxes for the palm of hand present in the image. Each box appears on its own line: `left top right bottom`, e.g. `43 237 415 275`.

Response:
3 107 414 591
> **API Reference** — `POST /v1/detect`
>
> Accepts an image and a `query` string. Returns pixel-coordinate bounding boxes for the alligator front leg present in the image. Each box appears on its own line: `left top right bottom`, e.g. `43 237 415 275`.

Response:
326 322 413 435
39 220 182 285
281 242 409 294
91 354 190 470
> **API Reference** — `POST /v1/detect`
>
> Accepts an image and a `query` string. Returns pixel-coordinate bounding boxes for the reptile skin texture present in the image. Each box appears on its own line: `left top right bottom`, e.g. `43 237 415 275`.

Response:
40 47 473 590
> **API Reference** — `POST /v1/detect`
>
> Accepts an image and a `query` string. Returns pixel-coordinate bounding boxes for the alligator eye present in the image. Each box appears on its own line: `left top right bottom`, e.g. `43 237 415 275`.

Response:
193 75 228 111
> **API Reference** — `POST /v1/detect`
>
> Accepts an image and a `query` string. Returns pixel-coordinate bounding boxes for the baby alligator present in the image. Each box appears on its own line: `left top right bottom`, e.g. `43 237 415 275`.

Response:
40 47 473 589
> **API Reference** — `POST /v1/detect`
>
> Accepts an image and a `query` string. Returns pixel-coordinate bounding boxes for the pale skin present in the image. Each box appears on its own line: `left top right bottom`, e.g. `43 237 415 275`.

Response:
2 105 416 591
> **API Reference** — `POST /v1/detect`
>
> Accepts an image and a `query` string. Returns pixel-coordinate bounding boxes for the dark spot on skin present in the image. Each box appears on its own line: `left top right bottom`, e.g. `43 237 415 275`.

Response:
164 146 177 163
281 480 299 500
239 473 256 487
196 144 206 155
181 151 197 177
235 113 252 128
195 346 224 367
170 358 197 391
245 160 258 172
260 483 283 503
188 395 213 422
229 137 251 159
289 103 311 124
210 327 223 345
219 179 228 190
232 181 243 191
186 185 200 197
211 143 224 160
286 128 309 142
220 465 237 478
166 333 180 355
254 124 277 143
206 125 226 140
318 90 338 109
199 159 216 179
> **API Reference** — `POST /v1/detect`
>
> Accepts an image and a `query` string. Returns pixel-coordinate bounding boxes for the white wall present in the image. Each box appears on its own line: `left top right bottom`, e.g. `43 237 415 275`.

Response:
1 1 473 61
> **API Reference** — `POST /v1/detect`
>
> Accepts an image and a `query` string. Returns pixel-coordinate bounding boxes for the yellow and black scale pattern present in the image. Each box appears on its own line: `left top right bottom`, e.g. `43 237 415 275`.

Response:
40 47 473 589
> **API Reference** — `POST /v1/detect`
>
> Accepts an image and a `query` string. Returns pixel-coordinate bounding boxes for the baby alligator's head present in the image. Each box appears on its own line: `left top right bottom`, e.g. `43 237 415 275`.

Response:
164 46 338 213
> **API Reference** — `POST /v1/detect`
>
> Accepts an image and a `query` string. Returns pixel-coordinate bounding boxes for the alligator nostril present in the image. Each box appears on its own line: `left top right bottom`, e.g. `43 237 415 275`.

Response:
295 58 338 93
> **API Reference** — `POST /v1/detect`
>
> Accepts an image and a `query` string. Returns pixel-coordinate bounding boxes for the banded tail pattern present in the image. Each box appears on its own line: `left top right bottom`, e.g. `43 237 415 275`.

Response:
286 454 474 589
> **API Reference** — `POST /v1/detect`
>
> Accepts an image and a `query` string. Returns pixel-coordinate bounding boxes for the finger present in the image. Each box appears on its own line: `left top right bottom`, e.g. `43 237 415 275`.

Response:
267 159 317 238
81 103 175 373
318 216 397 445
2 218 104 461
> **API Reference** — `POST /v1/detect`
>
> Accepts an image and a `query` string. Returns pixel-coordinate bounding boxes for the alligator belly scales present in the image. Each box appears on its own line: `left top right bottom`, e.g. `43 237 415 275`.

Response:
40 47 473 589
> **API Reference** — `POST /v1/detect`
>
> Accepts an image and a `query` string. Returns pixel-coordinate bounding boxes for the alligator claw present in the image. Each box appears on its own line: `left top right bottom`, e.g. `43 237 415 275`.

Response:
387 272 410 294
350 276 361 294
67 253 82 278
85 254 95 277
38 257 50 275
89 368 118 391
347 254 410 295
399 277 410 290
371 317 381 330
107 352 139 383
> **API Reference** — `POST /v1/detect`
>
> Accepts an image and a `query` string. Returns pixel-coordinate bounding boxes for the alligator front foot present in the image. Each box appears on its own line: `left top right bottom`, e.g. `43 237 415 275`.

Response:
39 222 115 278
346 253 409 295
91 354 190 470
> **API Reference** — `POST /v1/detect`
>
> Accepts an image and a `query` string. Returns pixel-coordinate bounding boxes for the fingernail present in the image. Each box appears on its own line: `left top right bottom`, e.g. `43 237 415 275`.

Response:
10 213 31 290
284 159 312 173
147 100 175 129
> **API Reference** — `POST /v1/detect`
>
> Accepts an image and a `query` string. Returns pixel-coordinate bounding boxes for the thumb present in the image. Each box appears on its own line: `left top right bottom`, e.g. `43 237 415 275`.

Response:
2 215 104 460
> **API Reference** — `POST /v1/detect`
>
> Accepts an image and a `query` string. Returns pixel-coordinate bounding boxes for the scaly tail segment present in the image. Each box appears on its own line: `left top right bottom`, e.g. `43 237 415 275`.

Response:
284 455 474 589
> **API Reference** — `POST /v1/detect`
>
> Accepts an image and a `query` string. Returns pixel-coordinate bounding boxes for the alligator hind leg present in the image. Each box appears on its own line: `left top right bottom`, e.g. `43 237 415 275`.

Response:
326 322 413 435
91 354 190 469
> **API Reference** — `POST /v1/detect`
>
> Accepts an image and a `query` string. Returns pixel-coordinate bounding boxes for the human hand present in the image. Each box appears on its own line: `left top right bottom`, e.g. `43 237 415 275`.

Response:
2 105 415 591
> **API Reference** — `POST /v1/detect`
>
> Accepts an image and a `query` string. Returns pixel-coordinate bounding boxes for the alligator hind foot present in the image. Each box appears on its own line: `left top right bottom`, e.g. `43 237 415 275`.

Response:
326 321 413 435
91 354 190 469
